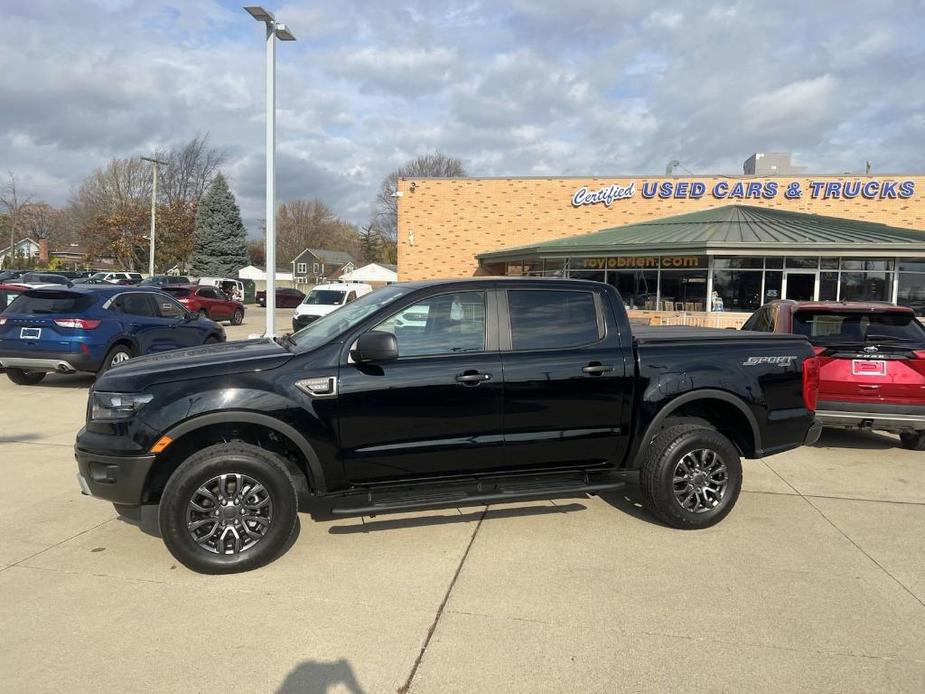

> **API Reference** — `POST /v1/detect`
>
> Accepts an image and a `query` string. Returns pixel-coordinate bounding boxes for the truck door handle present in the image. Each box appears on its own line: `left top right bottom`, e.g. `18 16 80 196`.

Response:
582 363 613 375
456 371 492 385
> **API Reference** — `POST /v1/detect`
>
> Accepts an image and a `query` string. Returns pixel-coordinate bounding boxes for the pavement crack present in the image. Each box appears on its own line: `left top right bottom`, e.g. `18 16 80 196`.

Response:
397 506 487 694
0 515 118 574
763 461 925 610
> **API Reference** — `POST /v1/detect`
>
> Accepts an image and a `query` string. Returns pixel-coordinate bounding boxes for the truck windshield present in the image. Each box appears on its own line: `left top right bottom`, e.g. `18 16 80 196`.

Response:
304 289 346 305
793 310 925 345
289 286 408 351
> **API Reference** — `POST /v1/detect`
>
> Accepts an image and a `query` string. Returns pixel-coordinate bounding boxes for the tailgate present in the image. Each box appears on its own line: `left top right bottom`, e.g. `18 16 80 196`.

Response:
818 349 925 406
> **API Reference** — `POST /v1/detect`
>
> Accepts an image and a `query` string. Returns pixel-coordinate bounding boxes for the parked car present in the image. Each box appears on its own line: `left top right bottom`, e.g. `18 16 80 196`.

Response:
292 282 373 332
198 277 244 303
160 285 245 325
256 286 305 308
743 300 925 450
0 286 225 385
0 270 27 283
73 276 110 285
75 278 819 573
0 283 24 309
88 272 143 285
140 275 191 287
20 272 73 287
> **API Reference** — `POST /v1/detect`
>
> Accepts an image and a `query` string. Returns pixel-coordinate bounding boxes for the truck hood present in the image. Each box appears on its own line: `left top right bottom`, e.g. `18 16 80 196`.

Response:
94 338 293 391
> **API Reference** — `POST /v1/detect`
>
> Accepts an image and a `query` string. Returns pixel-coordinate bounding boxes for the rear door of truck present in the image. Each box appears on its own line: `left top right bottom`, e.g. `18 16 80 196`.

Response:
498 284 632 470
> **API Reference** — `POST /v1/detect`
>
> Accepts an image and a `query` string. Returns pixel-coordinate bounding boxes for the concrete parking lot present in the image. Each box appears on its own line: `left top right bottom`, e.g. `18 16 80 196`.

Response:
1 307 924 693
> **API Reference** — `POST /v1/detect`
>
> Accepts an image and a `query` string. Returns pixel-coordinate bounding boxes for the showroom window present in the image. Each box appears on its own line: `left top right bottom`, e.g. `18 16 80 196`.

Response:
607 270 658 310
897 258 925 316
659 270 708 311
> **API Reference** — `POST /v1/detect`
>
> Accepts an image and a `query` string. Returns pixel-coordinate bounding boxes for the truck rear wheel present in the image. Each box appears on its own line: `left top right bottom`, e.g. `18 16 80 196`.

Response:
639 423 742 529
158 441 298 574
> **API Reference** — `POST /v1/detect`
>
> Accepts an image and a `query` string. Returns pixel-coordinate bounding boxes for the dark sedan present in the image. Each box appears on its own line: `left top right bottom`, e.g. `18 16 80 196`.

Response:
255 286 305 308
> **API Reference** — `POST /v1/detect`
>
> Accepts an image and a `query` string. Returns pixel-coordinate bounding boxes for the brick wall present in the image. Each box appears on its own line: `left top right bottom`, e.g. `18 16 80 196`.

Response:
396 175 925 281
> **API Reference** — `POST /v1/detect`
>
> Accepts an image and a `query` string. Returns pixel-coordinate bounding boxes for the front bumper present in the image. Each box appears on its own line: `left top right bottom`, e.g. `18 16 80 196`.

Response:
75 447 157 505
816 401 925 432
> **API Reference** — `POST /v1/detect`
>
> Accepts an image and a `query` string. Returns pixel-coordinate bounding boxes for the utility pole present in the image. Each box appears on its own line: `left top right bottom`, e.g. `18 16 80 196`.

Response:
141 156 168 277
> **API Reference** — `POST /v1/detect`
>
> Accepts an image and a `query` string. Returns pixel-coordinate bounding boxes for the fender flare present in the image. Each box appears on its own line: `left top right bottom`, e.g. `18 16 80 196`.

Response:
162 411 327 493
639 388 762 458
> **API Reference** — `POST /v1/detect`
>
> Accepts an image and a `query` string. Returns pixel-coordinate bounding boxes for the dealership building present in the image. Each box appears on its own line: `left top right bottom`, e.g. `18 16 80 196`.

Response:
395 158 925 315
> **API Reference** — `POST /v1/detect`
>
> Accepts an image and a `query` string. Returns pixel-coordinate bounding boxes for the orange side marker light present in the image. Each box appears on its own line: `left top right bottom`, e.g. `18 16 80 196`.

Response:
150 436 173 454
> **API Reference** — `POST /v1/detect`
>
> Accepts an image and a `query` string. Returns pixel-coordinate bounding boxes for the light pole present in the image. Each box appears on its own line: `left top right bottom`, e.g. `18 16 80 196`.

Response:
141 155 167 277
245 6 295 336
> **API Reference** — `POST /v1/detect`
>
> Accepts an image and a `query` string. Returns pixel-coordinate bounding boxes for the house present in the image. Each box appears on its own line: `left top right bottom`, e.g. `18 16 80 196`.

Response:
291 249 356 285
0 237 40 267
339 262 398 288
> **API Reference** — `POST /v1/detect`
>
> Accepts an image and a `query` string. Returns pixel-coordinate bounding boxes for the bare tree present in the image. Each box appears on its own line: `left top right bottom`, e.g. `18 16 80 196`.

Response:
69 133 226 227
1 171 34 255
159 133 227 204
371 151 467 245
274 199 360 266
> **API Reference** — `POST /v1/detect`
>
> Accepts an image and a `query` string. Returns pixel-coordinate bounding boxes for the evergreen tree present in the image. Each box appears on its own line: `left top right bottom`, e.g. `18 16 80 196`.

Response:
190 173 249 277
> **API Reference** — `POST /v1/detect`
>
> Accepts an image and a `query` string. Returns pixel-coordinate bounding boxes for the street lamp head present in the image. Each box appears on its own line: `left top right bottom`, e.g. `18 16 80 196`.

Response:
244 5 274 22
274 23 296 41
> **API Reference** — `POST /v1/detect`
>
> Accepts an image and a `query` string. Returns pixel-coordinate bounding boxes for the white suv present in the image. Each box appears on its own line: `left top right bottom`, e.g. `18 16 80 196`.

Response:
292 283 373 332
89 272 143 285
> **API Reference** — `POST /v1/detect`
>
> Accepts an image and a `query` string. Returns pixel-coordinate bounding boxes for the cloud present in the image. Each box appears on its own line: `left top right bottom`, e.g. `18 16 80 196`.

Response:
0 0 923 237
741 75 839 135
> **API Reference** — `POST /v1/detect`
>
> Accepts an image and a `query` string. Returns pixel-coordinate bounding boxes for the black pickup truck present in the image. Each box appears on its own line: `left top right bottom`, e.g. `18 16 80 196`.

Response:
75 278 821 573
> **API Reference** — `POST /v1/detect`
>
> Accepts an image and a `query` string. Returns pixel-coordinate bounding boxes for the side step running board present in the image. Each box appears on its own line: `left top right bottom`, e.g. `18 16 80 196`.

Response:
330 478 625 515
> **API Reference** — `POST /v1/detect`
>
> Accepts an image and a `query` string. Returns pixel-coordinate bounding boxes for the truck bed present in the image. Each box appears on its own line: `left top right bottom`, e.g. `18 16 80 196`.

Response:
632 326 807 344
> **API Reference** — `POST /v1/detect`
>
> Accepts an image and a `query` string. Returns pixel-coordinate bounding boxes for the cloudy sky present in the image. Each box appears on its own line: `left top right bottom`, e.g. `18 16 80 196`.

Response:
1 0 923 233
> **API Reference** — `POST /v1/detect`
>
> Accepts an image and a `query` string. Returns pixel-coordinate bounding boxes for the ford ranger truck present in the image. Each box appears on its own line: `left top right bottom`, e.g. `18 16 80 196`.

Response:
75 278 821 573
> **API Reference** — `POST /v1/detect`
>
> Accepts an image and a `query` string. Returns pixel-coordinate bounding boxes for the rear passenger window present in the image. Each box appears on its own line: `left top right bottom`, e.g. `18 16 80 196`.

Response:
117 293 155 317
508 290 601 350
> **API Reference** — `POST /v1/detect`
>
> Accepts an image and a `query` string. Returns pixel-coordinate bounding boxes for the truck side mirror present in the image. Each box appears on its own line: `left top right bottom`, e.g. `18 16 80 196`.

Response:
352 330 399 363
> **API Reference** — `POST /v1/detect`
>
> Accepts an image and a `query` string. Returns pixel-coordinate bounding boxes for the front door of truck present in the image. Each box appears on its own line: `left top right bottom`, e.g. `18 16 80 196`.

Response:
498 287 630 470
337 289 504 482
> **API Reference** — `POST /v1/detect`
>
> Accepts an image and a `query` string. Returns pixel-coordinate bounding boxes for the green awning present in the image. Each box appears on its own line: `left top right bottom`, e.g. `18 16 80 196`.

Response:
477 204 925 261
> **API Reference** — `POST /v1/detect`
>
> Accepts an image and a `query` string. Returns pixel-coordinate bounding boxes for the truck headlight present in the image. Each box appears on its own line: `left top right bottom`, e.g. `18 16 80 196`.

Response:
91 392 154 420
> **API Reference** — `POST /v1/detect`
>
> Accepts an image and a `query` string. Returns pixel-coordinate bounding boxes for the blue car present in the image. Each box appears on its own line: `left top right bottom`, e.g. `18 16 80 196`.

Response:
0 285 226 385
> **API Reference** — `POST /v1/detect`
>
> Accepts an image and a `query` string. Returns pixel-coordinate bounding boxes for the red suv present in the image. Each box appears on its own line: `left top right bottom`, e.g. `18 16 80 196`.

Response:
743 301 925 449
161 285 245 325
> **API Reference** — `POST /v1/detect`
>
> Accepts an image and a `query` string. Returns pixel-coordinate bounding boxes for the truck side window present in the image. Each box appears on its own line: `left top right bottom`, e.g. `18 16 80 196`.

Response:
508 290 601 350
374 291 487 357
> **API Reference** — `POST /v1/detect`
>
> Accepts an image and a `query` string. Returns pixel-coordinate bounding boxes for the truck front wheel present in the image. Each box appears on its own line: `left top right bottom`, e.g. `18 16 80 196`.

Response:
639 423 743 529
158 441 298 574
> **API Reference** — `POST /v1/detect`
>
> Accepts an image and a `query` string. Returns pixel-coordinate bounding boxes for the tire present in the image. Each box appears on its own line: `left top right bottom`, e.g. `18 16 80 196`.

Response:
6 368 47 385
899 431 925 451
98 344 134 374
231 308 244 326
639 423 743 529
158 441 298 574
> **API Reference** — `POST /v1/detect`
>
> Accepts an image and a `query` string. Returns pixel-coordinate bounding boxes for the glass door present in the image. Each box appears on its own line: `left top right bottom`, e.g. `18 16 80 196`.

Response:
783 271 817 301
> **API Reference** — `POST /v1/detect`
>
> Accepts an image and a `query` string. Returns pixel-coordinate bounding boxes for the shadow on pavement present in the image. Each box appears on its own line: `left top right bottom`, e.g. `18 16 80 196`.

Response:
277 659 365 694
812 428 900 451
11 373 96 389
0 432 41 443
597 483 669 528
